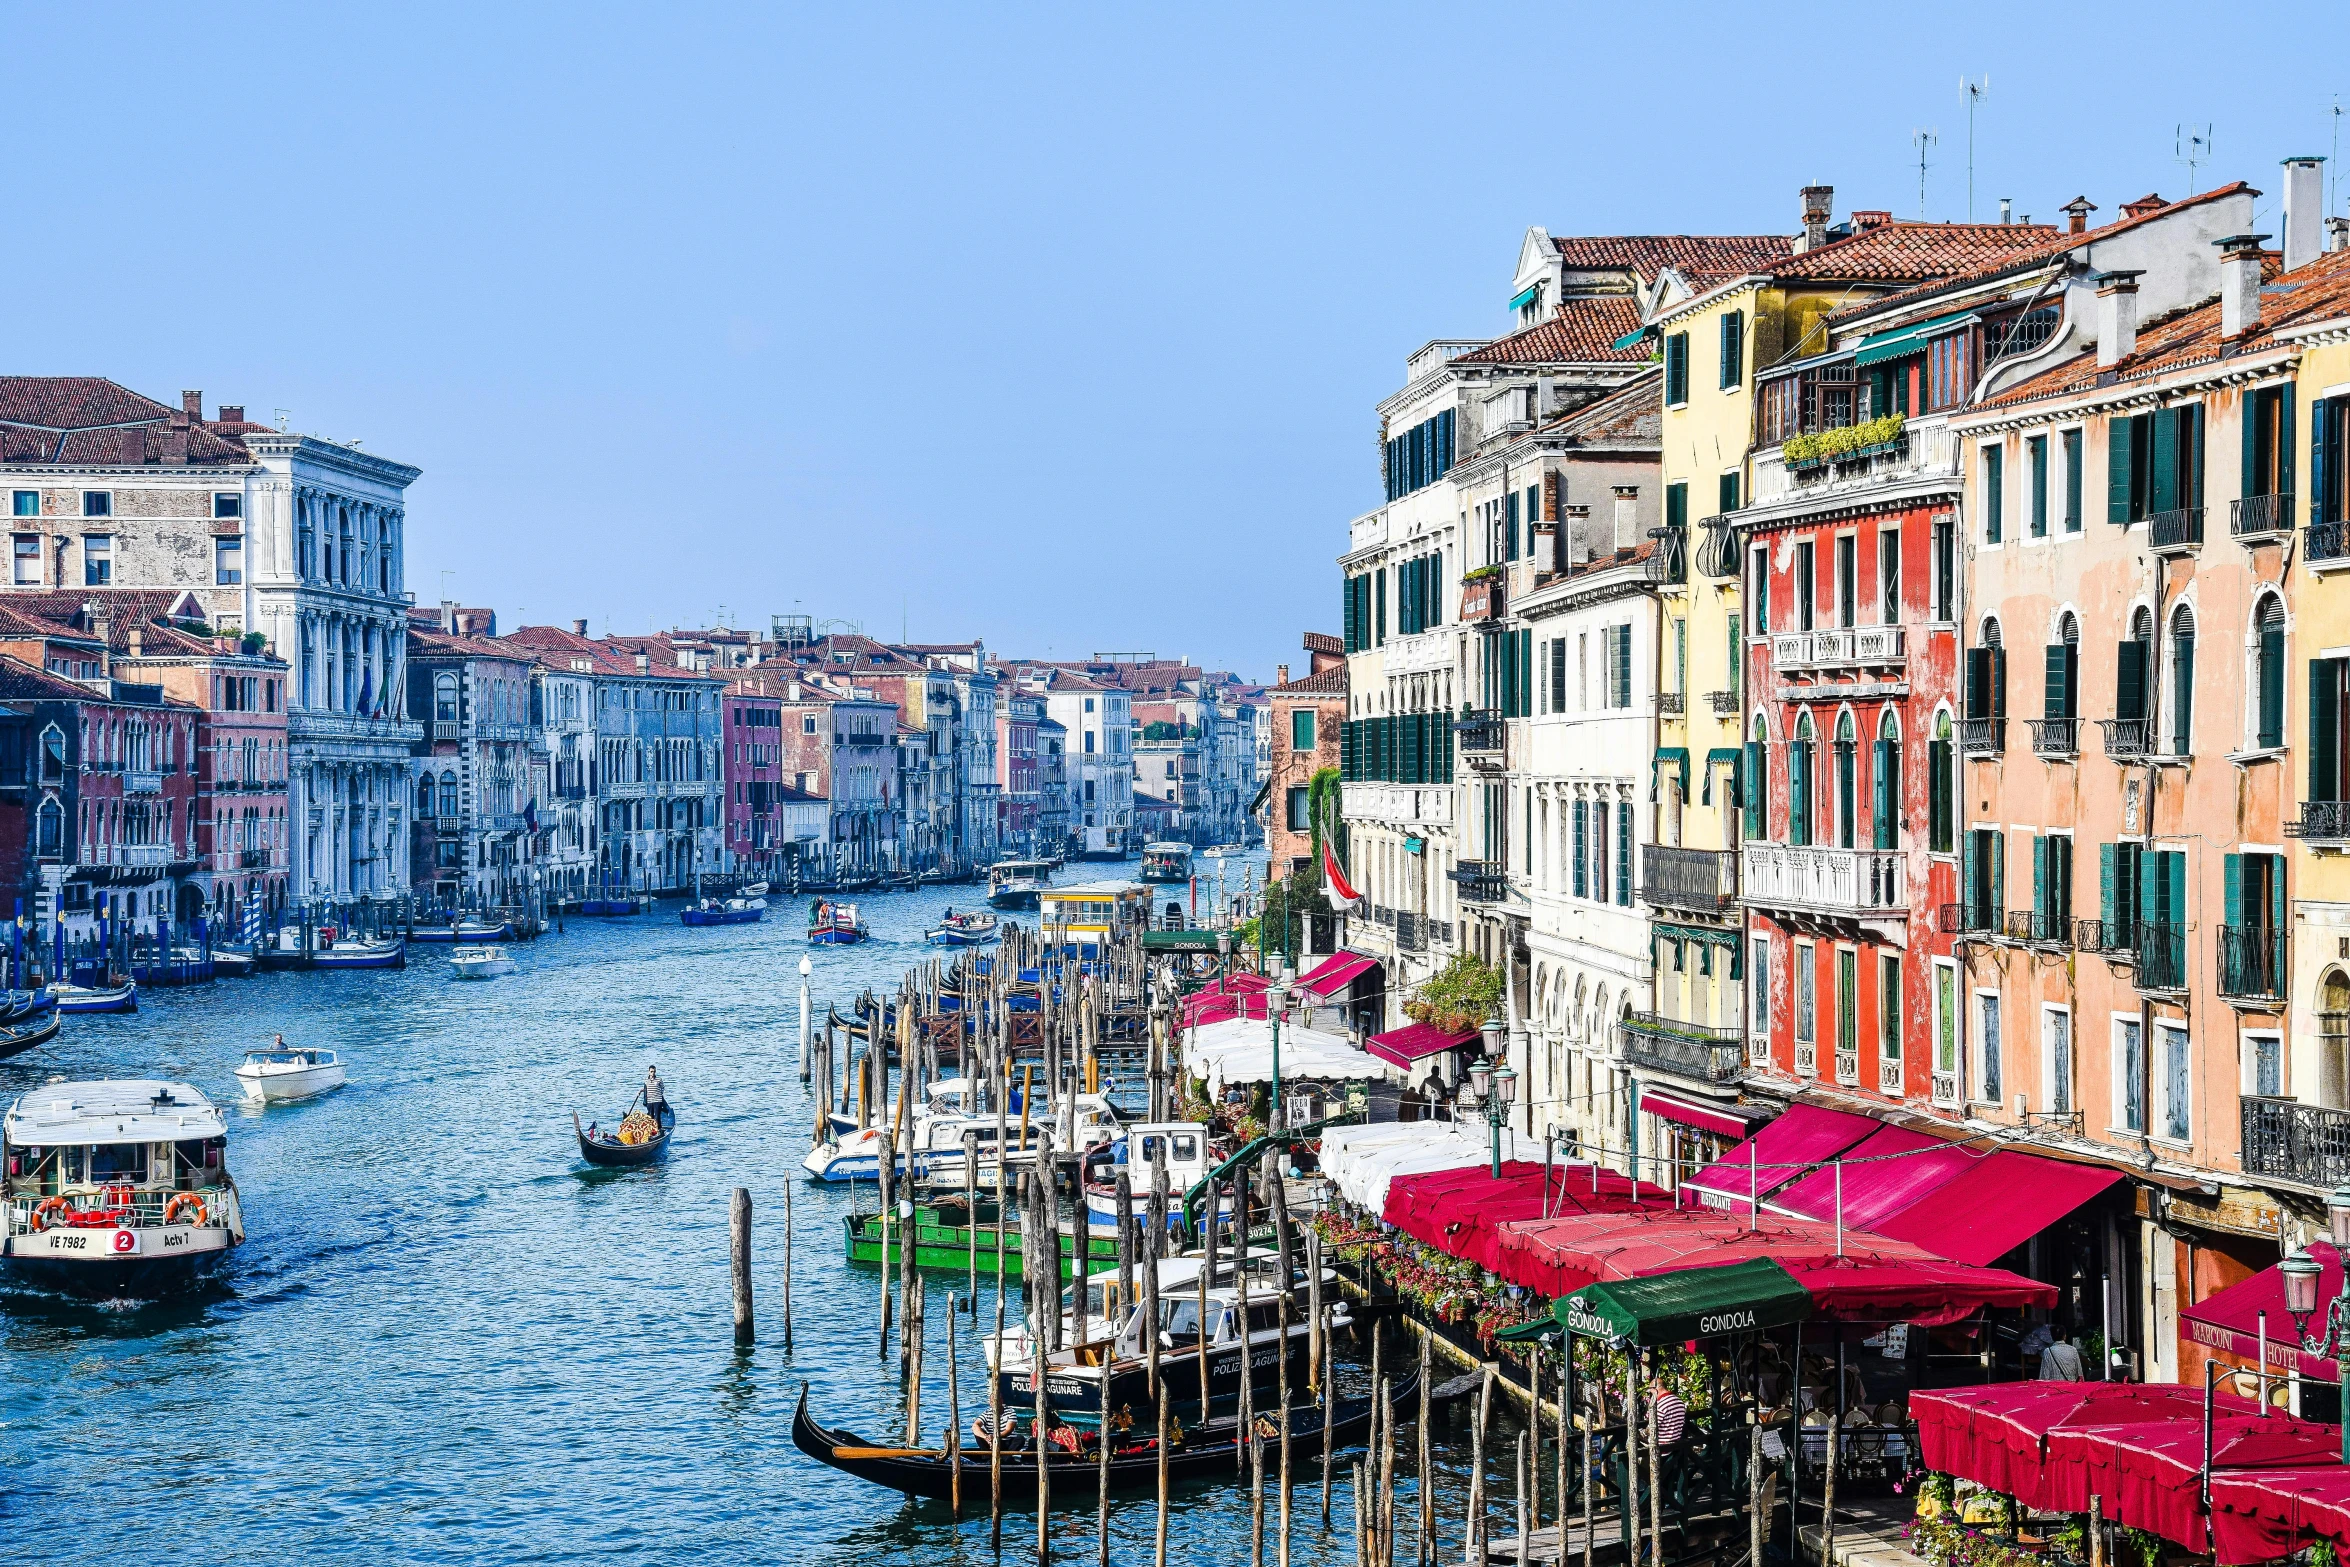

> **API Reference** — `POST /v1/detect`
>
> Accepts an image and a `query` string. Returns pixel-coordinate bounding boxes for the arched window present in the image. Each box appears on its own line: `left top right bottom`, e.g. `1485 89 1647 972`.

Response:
1874 709 1903 851
39 724 64 784
438 770 458 818
2047 612 2080 722
1930 712 1954 852
434 672 458 723
36 797 60 859
1966 618 2006 749
2255 595 2286 749
1833 710 1858 849
2325 970 2350 1108
2118 605 2156 743
1790 713 1816 847
2169 603 2197 756
416 776 434 814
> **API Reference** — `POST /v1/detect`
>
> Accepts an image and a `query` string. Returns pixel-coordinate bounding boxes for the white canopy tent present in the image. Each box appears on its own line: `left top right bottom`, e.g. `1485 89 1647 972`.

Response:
1182 1018 1395 1097
1318 1119 1542 1215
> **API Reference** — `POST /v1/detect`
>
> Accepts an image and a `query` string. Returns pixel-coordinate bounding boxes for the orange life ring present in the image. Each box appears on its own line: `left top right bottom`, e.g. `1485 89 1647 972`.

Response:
164 1193 207 1226
32 1195 68 1232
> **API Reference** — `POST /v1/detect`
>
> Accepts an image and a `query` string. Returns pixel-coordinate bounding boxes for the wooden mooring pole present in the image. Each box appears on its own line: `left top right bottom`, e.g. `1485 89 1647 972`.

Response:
730 1186 753 1344
781 1177 793 1350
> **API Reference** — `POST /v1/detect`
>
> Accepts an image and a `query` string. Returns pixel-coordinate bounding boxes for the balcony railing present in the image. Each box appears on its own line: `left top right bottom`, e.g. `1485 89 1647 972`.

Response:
2218 924 2286 1002
431 721 463 742
2242 1096 2350 1190
1644 526 1688 585
2099 718 2153 759
124 770 163 795
1448 859 1509 905
2074 917 2140 957
1742 843 1905 917
2148 506 2205 555
1706 689 1743 715
1835 1048 1859 1086
1395 911 1427 953
1658 692 1685 716
1617 1013 1745 1082
1794 1041 1816 1078
2232 492 2293 540
1931 1068 1962 1107
2002 909 2073 947
2027 718 2078 758
2311 521 2350 566
1454 710 1505 755
1878 1056 1904 1096
1696 515 1739 579
2137 921 2187 993
1938 902 1996 936
1641 846 1738 912
239 848 269 868
1772 626 1907 674
1959 717 2005 755
2287 801 2350 844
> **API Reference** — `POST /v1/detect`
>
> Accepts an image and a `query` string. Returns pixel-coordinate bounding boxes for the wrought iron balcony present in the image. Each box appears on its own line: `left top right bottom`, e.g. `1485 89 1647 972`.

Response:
2074 916 2140 957
1696 515 1740 579
1617 1012 1745 1082
1706 689 1743 715
2002 909 2073 948
1959 717 2005 755
2148 506 2204 555
2287 801 2350 844
1454 709 1505 754
1448 859 1509 905
1741 843 1905 918
1395 910 1427 953
1938 902 1996 936
2231 492 2293 541
1641 846 1738 912
2218 924 2286 1002
2136 921 2187 993
2026 718 2078 758
1658 691 1685 716
2243 1095 2350 1190
2311 521 2350 566
2099 718 2153 759
1644 525 1688 586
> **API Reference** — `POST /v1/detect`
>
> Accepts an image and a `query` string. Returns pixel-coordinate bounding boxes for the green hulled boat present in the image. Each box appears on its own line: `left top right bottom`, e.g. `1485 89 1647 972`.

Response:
843 1206 1121 1280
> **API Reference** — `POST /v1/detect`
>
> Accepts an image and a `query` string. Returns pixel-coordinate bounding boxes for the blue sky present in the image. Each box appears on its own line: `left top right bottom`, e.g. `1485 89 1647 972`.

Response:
12 4 2347 680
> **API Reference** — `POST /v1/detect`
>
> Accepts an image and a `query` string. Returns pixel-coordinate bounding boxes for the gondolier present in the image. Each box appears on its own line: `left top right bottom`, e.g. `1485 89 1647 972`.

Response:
644 1066 667 1115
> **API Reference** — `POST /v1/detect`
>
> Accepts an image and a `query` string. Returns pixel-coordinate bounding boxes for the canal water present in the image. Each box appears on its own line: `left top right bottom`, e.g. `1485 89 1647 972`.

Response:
2 855 1517 1565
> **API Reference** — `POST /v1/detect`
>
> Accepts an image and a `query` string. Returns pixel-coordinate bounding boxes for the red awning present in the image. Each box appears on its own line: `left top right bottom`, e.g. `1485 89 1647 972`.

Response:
1778 1253 2053 1326
2214 1468 2350 1565
1383 1161 1668 1276
1870 1150 2121 1266
1296 950 1377 998
2053 1415 2341 1551
2184 1241 2346 1384
1685 1103 1879 1207
1914 1382 2250 1512
1367 1022 1477 1070
1640 1088 1765 1140
1768 1126 1972 1229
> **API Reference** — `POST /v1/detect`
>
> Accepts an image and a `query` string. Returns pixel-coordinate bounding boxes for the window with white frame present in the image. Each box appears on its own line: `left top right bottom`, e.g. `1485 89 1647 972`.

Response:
1794 940 1816 1046
1749 937 1770 1048
1976 991 2003 1106
2043 1005 2073 1115
2157 1022 2191 1142
2245 1028 2282 1099
1932 960 1959 1103
2114 1016 2146 1134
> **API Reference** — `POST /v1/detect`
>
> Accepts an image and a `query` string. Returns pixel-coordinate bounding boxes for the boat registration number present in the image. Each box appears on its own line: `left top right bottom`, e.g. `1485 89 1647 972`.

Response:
26 1227 138 1254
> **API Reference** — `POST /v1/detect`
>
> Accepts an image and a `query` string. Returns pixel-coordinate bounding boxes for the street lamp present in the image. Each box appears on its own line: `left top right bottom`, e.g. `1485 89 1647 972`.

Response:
2282 1182 2350 1460
1471 1012 1517 1177
1267 962 1292 1136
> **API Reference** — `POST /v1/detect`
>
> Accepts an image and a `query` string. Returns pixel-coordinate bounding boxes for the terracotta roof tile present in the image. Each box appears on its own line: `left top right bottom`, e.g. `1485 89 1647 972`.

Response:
0 377 252 466
1552 235 1793 275
1547 369 1663 445
1766 221 2061 284
1273 666 1347 695
1300 632 1342 655
1451 296 1648 366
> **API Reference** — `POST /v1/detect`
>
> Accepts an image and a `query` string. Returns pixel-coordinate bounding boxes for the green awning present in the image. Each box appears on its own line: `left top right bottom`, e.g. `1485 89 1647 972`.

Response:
1509 284 1540 312
1558 1257 1814 1347
1852 309 1979 368
1142 930 1223 952
1496 1316 1563 1344
1612 326 1653 351
1703 746 1743 806
1651 746 1689 802
1654 922 1739 949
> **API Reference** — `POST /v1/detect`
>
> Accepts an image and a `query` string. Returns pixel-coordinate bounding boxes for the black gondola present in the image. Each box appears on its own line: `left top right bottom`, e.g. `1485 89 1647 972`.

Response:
790 1375 1404 1502
572 1097 675 1166
0 1007 62 1063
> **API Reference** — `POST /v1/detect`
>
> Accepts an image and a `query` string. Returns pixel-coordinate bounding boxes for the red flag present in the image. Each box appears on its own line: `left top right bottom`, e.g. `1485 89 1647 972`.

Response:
1321 836 1361 910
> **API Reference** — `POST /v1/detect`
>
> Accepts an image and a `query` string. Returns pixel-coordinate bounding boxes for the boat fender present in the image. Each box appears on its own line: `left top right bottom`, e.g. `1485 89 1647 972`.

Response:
164 1193 207 1226
31 1195 67 1231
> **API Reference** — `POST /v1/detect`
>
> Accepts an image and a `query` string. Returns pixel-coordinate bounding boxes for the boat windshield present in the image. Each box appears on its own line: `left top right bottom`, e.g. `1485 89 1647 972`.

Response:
1158 1296 1209 1347
246 1050 304 1065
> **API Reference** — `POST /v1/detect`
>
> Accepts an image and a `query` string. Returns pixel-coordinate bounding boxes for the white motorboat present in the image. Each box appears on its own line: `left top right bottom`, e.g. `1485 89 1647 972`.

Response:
739 881 770 899
234 1044 346 1103
2 1079 245 1295
449 945 516 980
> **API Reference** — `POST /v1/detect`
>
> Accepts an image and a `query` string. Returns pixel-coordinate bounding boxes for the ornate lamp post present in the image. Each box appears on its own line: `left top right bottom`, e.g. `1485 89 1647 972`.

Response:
2281 1184 2350 1460
1470 1012 1519 1178
1267 962 1293 1135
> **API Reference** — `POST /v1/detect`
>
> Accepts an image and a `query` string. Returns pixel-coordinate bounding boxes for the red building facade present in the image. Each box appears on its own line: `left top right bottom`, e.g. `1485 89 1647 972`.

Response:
721 677 786 879
1739 488 1962 1103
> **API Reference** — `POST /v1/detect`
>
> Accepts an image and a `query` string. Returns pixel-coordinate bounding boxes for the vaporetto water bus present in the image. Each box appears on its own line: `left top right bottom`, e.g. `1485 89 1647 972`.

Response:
2 1079 245 1295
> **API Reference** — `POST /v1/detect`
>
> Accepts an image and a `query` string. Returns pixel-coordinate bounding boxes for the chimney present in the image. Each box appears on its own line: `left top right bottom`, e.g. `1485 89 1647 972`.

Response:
2120 193 2168 220
161 427 188 465
1563 505 1594 564
440 598 456 632
2096 271 2143 368
218 405 244 425
1612 485 1639 551
2284 156 2327 271
2216 234 2271 339
1276 664 1290 687
127 623 142 659
573 617 589 636
635 653 650 674
1998 197 2012 225
2331 216 2350 254
119 428 145 464
1798 185 1833 252
2062 196 2098 236
181 390 202 421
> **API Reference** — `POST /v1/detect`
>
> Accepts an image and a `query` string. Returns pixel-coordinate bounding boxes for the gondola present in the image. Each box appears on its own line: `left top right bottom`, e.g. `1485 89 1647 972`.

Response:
572 1098 675 1167
789 1375 1403 1502
0 1005 61 1062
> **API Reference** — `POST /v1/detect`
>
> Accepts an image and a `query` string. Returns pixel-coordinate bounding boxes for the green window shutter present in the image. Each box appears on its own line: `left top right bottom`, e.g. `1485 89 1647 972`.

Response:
2272 851 2288 929
1523 630 1537 719
2167 852 2187 932
2171 629 2194 754
2316 660 2342 802
2138 845 2161 931
2053 836 2072 920
2224 852 2243 930
2108 413 2137 523
1964 648 1988 719
2149 407 2179 515
1572 801 1587 898
1666 483 1688 531
1743 740 1762 838
1989 830 2004 919
2100 841 2117 931
1613 626 1631 709
1964 830 1980 919
2242 389 2262 500
1872 738 1894 850
2117 641 2148 723
2043 645 2068 719
1720 472 1740 514
2064 429 2084 531
1616 806 1632 905
1984 446 2003 543
1991 647 2007 719
2314 398 2334 524
2190 402 2206 508
2029 436 2048 536
2033 836 2047 922
2259 623 2286 748
2280 385 2297 522
1667 333 1689 404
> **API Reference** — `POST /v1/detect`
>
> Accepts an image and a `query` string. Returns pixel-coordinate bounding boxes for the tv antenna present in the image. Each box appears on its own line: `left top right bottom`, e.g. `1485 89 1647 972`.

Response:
1912 129 1939 219
2176 123 2214 194
1961 76 1990 219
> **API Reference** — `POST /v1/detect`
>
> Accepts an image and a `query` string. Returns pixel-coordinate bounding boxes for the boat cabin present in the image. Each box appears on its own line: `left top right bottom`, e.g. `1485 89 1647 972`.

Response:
1139 842 1194 882
2 1080 231 1228
1034 882 1151 958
